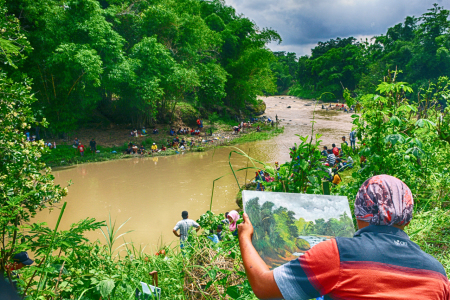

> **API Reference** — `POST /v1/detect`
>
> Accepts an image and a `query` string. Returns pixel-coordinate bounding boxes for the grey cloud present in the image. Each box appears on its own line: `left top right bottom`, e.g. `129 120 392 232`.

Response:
225 0 447 55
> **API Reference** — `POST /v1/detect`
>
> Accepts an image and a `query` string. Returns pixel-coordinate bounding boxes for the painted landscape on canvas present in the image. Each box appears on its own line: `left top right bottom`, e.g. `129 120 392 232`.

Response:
242 191 355 269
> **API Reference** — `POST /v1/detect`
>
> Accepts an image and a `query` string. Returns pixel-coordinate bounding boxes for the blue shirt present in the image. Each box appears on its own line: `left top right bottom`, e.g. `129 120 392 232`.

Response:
208 234 219 243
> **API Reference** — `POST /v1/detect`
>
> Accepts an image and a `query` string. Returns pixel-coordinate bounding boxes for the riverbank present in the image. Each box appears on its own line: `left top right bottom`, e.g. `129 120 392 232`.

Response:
42 122 284 167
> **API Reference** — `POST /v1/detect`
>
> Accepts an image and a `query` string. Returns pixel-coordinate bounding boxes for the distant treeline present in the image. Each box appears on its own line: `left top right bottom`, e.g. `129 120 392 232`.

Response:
3 0 280 133
270 4 450 100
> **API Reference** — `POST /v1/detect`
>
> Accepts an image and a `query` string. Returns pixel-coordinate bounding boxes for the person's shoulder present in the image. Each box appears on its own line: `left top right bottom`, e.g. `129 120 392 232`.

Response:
415 245 448 277
306 238 338 257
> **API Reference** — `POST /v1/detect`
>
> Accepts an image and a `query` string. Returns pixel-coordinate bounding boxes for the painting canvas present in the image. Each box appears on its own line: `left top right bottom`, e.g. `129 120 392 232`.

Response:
242 190 355 269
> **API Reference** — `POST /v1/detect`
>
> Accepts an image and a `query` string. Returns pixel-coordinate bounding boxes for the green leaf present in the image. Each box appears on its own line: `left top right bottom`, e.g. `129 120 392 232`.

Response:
415 119 436 129
98 279 115 298
208 269 217 281
385 134 404 145
226 286 241 299
390 116 402 126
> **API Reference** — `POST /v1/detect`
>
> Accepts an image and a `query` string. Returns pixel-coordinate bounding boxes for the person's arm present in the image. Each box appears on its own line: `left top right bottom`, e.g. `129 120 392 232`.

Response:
173 223 180 237
192 221 201 232
238 213 282 299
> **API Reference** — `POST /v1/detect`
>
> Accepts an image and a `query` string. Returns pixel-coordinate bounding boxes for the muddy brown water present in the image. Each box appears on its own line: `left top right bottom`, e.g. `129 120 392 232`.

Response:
34 97 354 251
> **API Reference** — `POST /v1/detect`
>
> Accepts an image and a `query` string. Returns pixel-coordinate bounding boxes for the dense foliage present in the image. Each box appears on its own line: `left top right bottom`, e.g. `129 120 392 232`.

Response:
269 4 450 101
3 0 279 134
0 4 67 276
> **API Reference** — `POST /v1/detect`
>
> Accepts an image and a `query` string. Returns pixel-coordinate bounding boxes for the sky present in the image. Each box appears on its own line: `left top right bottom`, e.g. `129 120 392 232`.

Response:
242 190 352 222
224 0 449 56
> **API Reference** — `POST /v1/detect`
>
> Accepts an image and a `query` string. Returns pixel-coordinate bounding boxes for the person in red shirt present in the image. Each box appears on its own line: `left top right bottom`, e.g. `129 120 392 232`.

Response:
237 175 449 299
77 142 85 156
332 143 339 157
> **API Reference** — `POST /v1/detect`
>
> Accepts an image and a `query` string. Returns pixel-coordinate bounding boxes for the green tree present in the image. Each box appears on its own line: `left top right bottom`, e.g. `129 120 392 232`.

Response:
0 71 67 274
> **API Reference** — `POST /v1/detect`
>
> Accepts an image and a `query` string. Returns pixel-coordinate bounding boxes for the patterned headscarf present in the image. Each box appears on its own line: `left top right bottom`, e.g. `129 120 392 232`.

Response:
355 175 413 226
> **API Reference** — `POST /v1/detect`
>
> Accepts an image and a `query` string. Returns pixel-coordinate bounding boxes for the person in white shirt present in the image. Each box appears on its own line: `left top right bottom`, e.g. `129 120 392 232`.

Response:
173 211 201 248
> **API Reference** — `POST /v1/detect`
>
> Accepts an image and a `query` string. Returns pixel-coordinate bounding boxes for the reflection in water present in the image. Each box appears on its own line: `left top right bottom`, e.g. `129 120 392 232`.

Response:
35 97 353 251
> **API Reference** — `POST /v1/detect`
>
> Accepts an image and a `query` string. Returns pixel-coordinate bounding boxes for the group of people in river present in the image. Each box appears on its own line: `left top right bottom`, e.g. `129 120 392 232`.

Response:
232 116 277 134
321 100 361 113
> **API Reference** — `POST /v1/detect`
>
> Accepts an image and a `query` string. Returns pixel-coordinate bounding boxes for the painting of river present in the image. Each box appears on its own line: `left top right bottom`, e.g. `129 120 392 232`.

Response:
242 190 355 268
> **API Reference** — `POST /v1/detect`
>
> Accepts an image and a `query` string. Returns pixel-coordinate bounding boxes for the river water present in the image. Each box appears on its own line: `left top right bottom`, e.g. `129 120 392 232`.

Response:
34 96 353 251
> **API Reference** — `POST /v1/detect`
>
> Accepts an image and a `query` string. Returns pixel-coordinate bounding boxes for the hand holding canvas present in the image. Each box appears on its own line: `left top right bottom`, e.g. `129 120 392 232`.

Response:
237 212 253 239
238 213 282 299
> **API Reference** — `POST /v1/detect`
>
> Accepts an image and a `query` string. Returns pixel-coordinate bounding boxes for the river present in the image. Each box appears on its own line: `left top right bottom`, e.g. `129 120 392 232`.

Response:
34 96 353 251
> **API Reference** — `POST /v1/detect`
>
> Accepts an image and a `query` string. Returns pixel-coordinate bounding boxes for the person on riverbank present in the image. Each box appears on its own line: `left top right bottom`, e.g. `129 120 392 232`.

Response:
207 229 220 244
173 211 201 248
222 212 230 225
4 251 34 294
326 150 336 167
264 172 274 183
237 175 449 299
360 155 367 168
332 143 339 157
153 128 159 134
207 224 223 243
331 169 342 185
90 138 97 154
350 130 357 150
216 224 223 241
73 137 79 148
151 143 158 152
341 136 348 147
335 158 346 171
321 146 328 157
77 141 85 156
227 210 240 236
132 144 138 154
125 144 132 154
139 144 145 155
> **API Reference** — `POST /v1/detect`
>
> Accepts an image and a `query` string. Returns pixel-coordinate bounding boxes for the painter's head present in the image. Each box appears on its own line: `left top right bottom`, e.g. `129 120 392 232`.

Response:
354 175 413 230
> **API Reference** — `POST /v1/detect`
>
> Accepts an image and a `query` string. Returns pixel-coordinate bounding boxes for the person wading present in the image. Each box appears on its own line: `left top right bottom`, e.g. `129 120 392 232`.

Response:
173 211 201 249
237 175 450 299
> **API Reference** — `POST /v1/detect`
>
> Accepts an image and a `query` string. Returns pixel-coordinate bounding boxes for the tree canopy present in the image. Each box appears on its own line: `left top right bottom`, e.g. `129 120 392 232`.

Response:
3 0 280 133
